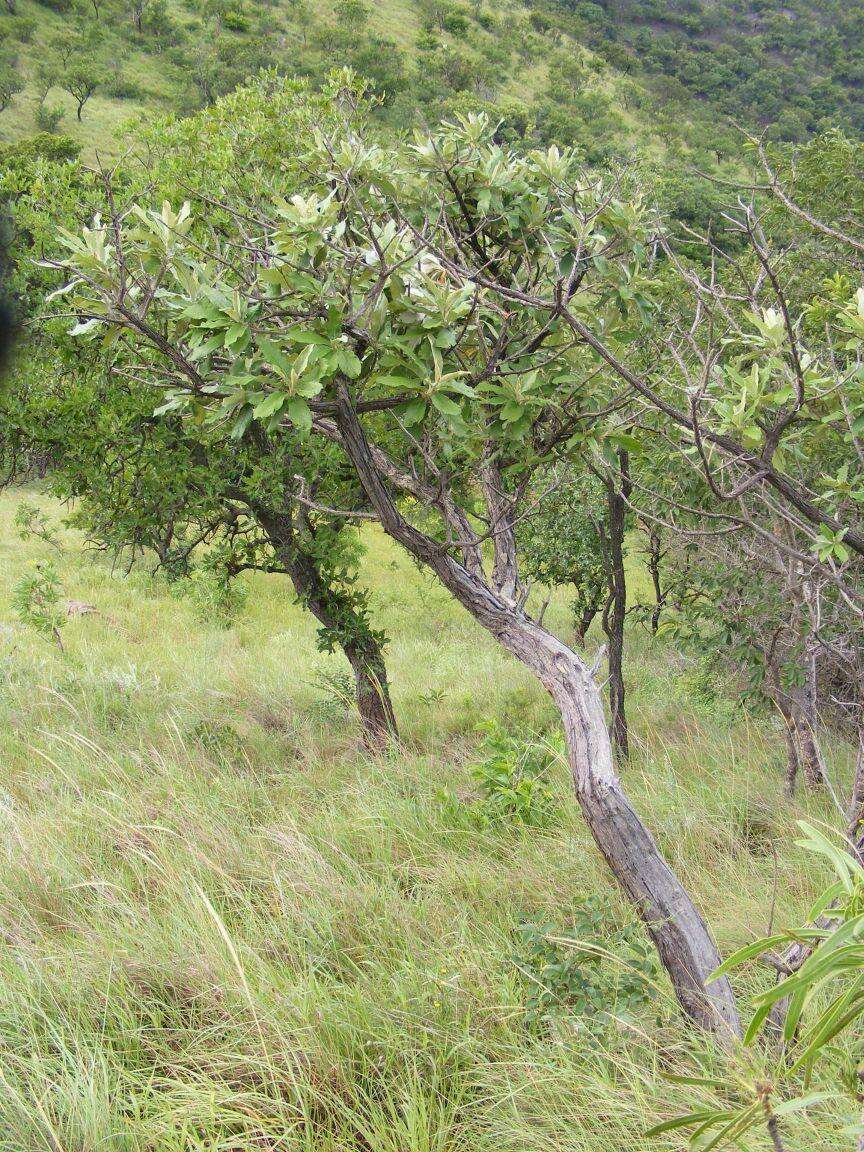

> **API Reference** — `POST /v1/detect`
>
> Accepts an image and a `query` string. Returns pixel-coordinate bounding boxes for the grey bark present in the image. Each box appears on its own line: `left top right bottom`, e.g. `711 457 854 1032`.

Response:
333 382 741 1038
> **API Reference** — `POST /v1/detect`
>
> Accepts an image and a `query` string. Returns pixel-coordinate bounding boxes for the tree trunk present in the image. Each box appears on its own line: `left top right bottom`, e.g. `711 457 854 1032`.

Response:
602 453 630 762
514 618 739 1036
645 525 663 635
773 692 826 794
574 601 599 644
255 507 398 752
781 712 800 796
343 638 398 755
794 714 827 790
334 386 740 1039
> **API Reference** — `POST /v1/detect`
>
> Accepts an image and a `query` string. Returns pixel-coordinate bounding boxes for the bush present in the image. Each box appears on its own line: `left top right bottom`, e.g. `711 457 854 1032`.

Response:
466 721 558 828
221 7 249 31
9 16 36 42
35 103 65 133
514 897 659 1029
102 74 144 100
178 563 248 626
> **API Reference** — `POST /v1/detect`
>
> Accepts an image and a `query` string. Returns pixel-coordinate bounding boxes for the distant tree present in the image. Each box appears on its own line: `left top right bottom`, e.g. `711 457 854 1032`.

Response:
130 0 148 31
63 57 105 119
287 0 311 44
520 458 634 763
34 58 60 105
333 0 369 30
0 60 22 113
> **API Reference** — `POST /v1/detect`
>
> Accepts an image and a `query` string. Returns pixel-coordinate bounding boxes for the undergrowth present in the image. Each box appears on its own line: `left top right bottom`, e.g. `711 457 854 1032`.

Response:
0 489 851 1149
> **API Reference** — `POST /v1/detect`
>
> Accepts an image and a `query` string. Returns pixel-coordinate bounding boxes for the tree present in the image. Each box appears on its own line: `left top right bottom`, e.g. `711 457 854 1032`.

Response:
19 372 401 750
519 460 633 761
519 468 608 644
0 59 22 114
52 76 741 1037
333 0 369 31
34 58 60 106
63 57 105 119
130 0 149 32
0 81 401 751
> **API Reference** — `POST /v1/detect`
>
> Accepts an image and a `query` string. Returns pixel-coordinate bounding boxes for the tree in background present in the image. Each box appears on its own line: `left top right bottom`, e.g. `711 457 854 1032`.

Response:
64 57 106 119
0 54 22 114
519 460 634 761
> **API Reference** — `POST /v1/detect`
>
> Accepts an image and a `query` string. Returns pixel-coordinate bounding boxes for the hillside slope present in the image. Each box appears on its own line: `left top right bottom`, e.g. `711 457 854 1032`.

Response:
1 0 860 161
0 487 853 1148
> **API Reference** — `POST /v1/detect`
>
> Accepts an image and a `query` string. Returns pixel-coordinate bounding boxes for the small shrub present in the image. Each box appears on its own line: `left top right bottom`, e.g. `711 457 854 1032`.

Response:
12 562 65 649
221 7 249 31
308 666 354 723
9 16 36 42
467 721 557 828
181 564 248 627
35 103 64 133
189 718 248 765
14 501 62 550
102 75 144 100
514 897 658 1029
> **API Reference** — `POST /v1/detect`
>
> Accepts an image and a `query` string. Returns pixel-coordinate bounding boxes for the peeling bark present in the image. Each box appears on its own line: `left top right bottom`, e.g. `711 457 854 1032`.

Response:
334 382 741 1039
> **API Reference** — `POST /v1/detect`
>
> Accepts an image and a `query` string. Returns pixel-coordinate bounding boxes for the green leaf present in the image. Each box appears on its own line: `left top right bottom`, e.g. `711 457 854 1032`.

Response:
710 933 790 978
253 392 288 420
285 398 312 435
338 348 362 379
398 398 428 426
430 393 462 417
257 337 294 379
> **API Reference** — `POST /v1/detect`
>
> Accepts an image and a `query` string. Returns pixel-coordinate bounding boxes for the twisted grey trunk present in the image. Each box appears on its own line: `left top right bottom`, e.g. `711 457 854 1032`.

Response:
334 384 740 1038
256 508 398 753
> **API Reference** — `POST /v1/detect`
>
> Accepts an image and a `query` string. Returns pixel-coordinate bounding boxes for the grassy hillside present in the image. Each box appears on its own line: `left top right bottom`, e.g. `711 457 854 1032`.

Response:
3 0 856 162
0 487 854 1148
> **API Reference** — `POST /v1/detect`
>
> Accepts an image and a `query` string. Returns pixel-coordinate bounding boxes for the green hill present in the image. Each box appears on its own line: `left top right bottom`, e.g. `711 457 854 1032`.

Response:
1 0 861 162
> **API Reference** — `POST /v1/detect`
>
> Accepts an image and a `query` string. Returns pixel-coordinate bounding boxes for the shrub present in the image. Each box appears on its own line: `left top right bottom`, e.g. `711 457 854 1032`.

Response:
35 103 65 133
514 897 659 1029
180 563 248 626
466 721 558 828
102 74 144 100
12 562 65 649
221 7 249 31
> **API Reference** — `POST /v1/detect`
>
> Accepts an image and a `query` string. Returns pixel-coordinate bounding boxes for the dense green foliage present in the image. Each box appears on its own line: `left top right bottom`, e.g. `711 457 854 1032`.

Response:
533 0 864 140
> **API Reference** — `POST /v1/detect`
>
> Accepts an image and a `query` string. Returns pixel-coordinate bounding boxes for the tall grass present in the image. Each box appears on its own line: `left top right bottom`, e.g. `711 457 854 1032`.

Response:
0 490 852 1149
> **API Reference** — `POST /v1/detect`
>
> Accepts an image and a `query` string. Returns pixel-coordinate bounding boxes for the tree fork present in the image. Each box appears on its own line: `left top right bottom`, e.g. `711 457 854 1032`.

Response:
334 382 741 1039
